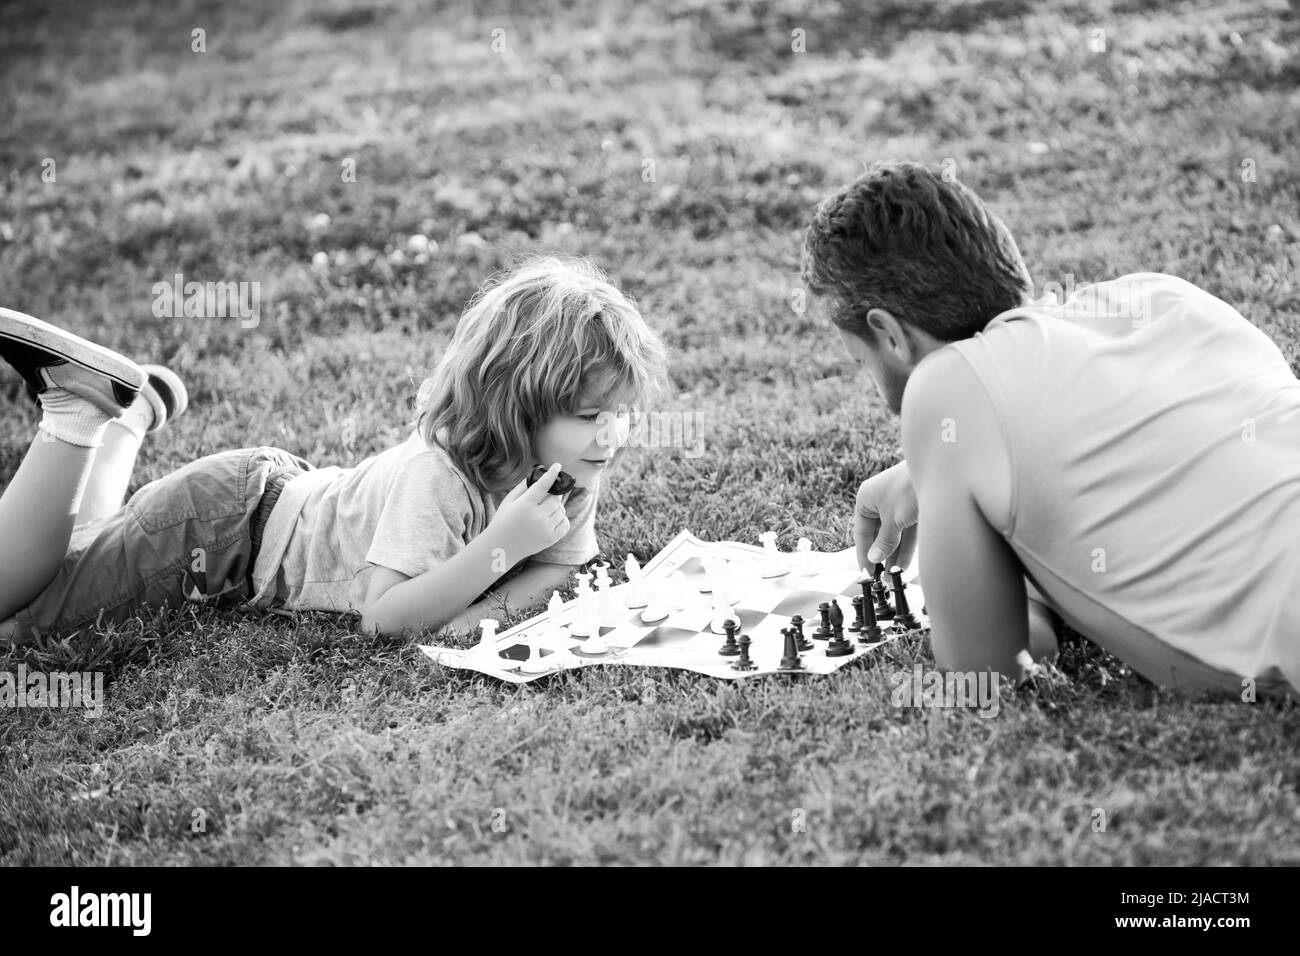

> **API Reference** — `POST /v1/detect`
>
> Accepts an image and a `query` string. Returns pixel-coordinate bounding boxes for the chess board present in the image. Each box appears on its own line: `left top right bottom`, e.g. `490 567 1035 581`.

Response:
418 531 927 684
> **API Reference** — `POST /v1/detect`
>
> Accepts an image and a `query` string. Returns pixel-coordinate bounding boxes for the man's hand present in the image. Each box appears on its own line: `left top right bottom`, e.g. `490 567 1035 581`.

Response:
853 461 919 573
488 462 571 559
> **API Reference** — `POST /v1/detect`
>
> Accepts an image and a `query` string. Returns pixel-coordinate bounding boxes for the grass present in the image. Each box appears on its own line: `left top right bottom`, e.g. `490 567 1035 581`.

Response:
2 0 1299 865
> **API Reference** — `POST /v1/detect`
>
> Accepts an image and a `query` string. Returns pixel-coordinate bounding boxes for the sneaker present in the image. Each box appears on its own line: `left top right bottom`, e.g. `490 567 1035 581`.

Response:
138 363 189 432
0 307 145 417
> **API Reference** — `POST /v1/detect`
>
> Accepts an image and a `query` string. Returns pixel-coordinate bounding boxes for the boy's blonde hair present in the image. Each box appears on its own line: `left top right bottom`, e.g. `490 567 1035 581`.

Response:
417 255 669 493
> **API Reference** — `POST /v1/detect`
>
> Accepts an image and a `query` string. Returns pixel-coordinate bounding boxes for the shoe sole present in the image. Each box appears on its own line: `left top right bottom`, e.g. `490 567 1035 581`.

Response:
0 307 146 397
139 363 189 432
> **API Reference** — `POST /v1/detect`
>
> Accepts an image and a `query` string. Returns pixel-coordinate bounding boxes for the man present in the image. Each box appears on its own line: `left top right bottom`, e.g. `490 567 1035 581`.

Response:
803 160 1300 696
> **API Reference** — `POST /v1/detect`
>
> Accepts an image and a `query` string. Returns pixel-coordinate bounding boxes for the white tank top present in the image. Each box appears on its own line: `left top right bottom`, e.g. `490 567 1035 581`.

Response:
946 273 1300 695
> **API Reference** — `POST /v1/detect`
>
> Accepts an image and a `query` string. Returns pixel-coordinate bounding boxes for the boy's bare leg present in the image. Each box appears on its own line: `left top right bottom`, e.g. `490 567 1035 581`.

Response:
76 419 145 526
0 434 96 620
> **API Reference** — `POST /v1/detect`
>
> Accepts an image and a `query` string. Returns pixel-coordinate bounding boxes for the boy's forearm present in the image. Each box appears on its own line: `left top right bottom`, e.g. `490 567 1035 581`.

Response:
442 561 576 636
366 528 520 635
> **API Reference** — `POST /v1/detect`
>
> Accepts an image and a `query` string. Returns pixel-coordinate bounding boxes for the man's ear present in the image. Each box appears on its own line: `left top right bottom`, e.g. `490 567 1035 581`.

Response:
865 308 913 360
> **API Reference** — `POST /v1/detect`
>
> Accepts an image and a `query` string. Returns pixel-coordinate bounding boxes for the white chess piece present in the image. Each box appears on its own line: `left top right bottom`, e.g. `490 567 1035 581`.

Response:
640 578 671 623
759 531 789 577
595 565 617 625
517 632 553 676
795 536 813 574
476 618 499 660
668 569 690 610
624 553 647 609
546 591 570 632
569 572 594 637
709 578 737 634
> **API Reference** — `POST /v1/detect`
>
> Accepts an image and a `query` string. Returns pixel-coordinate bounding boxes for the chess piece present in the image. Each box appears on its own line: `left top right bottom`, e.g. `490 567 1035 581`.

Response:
519 634 553 674
872 563 894 621
547 591 568 627
857 590 883 644
849 594 865 635
825 599 854 657
778 627 804 671
731 634 757 672
759 531 789 578
476 619 500 660
595 564 618 625
640 579 671 624
890 566 921 630
812 602 833 640
789 614 813 651
569 572 593 637
624 553 647 608
718 619 740 656
794 537 813 574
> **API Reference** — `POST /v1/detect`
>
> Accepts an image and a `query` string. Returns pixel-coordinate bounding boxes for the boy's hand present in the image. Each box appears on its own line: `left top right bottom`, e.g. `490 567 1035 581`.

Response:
853 461 919 573
489 462 571 558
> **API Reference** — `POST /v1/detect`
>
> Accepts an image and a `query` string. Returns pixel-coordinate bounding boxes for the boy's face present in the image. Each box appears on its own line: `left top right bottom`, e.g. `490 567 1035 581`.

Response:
532 390 633 490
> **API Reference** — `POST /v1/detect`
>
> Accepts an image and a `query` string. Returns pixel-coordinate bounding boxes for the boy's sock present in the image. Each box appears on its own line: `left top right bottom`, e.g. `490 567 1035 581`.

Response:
109 392 156 443
36 387 113 447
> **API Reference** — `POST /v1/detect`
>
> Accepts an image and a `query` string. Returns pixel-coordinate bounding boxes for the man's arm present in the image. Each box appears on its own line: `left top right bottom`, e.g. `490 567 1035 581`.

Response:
900 348 1033 679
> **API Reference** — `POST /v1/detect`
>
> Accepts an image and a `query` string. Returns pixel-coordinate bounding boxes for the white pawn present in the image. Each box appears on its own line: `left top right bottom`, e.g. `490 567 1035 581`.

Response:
794 536 813 575
668 569 691 610
640 578 671 624
759 531 789 578
710 579 737 634
569 574 593 637
578 589 609 653
546 591 569 632
476 618 499 660
520 632 552 674
595 564 618 624
624 553 648 609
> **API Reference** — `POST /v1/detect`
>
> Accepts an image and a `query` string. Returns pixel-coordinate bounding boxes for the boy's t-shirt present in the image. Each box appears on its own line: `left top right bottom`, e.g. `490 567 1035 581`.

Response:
249 430 600 614
944 272 1300 695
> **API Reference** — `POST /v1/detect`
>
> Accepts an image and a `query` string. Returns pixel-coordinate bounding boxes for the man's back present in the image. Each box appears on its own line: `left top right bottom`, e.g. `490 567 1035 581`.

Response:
945 273 1300 694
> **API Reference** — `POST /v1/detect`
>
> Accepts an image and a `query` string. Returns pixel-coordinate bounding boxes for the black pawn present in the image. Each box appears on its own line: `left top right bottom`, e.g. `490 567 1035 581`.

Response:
718 618 740 656
872 563 894 620
778 628 803 671
825 602 854 657
812 602 833 640
732 634 757 672
890 567 921 629
857 591 883 644
790 614 813 651
848 594 865 634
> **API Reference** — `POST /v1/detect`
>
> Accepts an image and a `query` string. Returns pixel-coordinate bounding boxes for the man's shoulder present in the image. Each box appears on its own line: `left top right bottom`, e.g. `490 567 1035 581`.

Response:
901 345 1013 531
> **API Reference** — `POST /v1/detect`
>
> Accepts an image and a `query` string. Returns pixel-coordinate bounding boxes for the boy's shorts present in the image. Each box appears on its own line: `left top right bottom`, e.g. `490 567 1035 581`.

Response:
9 446 311 643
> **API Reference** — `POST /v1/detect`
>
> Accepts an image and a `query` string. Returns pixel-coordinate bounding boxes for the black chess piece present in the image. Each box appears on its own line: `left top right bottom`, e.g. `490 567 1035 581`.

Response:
825 600 854 657
848 594 865 634
718 618 740 656
778 628 803 671
527 463 576 496
789 614 813 651
813 602 833 640
732 634 757 672
857 590 883 644
890 566 921 630
872 563 894 620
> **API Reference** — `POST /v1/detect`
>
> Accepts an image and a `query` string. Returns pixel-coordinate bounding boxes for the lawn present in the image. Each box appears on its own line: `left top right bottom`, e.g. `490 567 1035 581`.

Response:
1 0 1298 865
